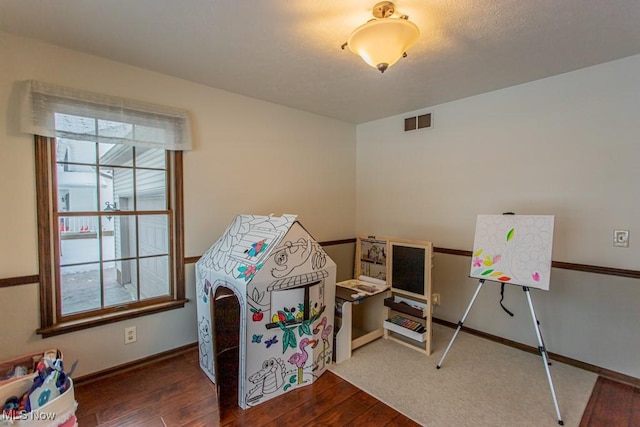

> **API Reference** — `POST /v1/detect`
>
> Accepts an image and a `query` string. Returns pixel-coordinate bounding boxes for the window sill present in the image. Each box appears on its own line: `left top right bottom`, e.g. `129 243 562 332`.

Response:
36 299 189 338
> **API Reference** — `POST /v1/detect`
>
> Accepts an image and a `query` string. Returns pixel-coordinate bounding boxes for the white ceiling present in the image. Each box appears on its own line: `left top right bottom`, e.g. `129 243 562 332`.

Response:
2 0 640 124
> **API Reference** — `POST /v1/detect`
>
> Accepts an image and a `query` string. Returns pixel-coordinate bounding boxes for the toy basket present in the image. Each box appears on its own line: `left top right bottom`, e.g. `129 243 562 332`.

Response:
1 350 77 427
0 373 76 427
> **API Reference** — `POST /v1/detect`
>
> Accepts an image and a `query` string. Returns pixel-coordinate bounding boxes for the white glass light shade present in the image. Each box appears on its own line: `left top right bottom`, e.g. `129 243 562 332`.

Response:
347 18 420 72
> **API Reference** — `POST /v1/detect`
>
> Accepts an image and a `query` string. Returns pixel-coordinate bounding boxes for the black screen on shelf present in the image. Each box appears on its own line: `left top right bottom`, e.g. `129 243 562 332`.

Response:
391 245 425 296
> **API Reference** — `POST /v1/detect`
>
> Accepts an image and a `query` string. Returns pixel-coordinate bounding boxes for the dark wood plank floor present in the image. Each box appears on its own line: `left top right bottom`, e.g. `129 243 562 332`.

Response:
74 347 640 426
74 348 420 426
579 376 640 427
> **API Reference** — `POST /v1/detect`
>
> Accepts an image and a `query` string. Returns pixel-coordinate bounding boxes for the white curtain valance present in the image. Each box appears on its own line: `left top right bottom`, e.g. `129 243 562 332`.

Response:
20 80 192 151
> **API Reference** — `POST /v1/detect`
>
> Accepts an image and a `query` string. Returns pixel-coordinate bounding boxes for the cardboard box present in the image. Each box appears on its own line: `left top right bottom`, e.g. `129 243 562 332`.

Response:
0 353 42 387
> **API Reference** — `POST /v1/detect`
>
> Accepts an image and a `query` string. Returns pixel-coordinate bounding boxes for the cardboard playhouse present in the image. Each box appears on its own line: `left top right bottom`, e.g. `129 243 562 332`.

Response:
195 214 336 409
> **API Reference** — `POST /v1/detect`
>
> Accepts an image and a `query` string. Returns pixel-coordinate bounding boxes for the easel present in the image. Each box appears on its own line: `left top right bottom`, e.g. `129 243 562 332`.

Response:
436 278 564 425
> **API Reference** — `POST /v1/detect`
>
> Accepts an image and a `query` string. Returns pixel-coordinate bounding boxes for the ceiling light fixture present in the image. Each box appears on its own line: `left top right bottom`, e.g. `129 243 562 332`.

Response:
342 1 420 73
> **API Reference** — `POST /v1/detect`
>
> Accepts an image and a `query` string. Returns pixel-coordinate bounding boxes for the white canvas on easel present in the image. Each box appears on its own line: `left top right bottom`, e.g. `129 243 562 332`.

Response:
470 215 555 290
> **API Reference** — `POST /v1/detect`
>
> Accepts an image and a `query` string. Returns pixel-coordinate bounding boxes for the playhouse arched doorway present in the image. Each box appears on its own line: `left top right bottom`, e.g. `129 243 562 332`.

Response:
212 286 241 409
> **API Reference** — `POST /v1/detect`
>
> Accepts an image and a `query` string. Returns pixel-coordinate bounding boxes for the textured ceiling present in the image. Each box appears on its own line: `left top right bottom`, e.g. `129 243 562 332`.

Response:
2 0 640 124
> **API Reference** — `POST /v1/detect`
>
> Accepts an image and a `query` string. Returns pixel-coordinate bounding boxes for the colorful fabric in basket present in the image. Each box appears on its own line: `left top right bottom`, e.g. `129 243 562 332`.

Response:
1 350 76 427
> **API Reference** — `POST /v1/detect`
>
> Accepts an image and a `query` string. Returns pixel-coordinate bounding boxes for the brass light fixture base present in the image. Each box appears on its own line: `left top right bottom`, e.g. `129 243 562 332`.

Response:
372 1 395 19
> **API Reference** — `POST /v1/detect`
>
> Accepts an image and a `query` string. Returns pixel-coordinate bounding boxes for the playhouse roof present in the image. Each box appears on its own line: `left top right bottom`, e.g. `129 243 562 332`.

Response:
196 214 301 286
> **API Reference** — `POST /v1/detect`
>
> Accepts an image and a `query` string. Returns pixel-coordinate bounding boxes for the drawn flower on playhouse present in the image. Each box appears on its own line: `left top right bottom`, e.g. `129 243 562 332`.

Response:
237 263 262 281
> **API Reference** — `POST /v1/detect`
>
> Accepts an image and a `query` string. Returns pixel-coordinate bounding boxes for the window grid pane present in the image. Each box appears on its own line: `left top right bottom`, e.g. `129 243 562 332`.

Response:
60 264 102 315
56 165 99 213
54 136 173 319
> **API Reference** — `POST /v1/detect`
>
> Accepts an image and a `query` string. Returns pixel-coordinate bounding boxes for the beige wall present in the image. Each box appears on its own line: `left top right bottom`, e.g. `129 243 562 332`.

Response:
323 243 356 283
0 32 356 377
356 54 640 378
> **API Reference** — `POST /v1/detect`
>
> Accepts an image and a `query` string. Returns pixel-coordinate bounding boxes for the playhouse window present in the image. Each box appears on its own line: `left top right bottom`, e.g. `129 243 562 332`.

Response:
265 281 324 329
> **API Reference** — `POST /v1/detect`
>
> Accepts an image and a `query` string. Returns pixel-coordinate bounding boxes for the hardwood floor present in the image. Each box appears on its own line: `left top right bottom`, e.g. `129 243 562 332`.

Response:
74 347 639 426
74 348 420 426
579 376 640 427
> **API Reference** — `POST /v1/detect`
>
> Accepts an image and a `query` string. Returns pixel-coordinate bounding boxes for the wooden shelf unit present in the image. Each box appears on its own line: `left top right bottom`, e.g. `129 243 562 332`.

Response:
384 294 431 354
383 239 433 356
334 235 433 360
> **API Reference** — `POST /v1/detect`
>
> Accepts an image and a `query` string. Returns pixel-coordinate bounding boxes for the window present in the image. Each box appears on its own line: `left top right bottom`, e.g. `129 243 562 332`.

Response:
22 81 191 336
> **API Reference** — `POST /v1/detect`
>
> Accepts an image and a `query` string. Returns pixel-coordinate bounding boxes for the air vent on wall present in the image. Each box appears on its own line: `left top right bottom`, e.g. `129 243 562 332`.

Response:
404 113 432 132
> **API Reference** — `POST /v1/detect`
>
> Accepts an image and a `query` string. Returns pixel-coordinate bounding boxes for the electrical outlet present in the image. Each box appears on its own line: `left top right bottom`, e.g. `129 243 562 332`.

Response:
614 230 629 247
124 326 137 344
432 293 441 305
